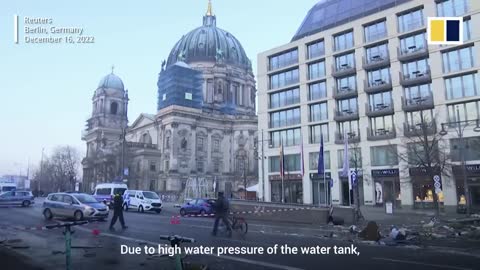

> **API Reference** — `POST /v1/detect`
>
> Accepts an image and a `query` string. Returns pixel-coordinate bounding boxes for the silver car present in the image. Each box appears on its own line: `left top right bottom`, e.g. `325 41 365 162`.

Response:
43 192 109 221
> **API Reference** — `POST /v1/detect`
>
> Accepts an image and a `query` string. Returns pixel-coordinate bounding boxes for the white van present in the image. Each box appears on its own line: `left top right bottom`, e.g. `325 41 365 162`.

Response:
93 183 128 207
123 190 162 214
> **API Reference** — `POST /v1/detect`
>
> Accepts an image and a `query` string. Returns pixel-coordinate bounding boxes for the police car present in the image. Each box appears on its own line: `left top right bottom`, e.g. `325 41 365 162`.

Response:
43 192 109 221
123 190 162 214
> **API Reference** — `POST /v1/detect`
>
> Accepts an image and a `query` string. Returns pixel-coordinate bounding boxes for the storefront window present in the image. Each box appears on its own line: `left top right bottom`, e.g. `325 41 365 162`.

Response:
413 178 444 209
271 181 303 204
312 180 330 206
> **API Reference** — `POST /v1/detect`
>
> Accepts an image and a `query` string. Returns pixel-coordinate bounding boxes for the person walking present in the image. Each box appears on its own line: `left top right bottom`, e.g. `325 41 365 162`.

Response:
109 193 128 231
211 192 231 236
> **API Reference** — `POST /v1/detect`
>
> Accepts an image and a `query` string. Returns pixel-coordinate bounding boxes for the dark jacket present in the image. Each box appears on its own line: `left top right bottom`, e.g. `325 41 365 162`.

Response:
215 196 229 215
113 194 124 211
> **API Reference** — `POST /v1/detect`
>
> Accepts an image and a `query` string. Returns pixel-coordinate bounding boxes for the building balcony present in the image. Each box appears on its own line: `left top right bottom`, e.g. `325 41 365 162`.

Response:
331 63 356 78
362 53 390 70
397 45 429 62
332 86 357 99
399 69 432 87
126 141 158 150
403 121 437 137
334 109 359 122
363 79 392 94
402 95 434 112
366 127 396 141
334 131 360 144
365 103 394 117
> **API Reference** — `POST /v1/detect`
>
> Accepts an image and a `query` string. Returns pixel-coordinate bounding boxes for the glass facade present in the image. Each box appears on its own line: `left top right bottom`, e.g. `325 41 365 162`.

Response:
270 69 299 89
269 49 298 71
371 145 398 166
308 81 327 100
334 31 354 51
398 8 424 33
308 61 326 80
366 43 389 62
335 52 355 70
364 20 387 43
450 136 480 161
309 151 331 170
442 47 475 73
310 123 329 144
269 88 300 109
270 107 301 128
447 101 480 123
400 32 426 54
271 181 303 204
367 67 391 85
308 40 325 59
445 73 479 100
270 128 301 147
309 102 328 122
436 0 469 17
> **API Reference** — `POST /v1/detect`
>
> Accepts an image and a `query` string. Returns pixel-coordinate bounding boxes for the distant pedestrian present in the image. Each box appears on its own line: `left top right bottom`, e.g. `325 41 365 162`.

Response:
211 192 231 236
110 193 127 231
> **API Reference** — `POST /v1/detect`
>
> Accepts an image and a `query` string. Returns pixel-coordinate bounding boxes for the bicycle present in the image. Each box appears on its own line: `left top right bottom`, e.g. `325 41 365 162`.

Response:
219 215 248 236
157 235 208 270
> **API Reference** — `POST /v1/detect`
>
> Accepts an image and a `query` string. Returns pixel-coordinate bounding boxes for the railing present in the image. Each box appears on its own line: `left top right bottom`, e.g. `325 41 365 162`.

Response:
126 142 158 150
403 120 437 137
365 102 394 117
366 127 396 141
334 131 360 144
399 69 431 86
332 86 357 99
362 52 390 70
331 63 356 77
397 44 428 62
402 94 434 112
334 108 359 121
363 78 392 93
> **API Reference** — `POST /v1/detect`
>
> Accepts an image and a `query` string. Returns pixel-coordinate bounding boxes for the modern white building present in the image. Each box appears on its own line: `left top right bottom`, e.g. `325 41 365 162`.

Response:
257 0 480 212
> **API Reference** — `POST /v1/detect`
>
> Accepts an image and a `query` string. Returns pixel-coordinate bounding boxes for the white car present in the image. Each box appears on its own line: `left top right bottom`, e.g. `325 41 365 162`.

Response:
123 190 162 214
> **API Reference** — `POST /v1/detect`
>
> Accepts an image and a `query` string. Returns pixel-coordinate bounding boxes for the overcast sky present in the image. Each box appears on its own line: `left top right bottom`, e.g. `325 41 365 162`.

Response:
0 0 318 176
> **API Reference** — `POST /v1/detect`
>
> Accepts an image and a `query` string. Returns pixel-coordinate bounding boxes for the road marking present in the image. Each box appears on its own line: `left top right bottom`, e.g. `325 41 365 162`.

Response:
372 257 472 270
76 226 304 270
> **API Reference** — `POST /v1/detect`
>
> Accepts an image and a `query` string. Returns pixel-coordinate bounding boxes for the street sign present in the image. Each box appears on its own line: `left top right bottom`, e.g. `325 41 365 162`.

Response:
433 175 440 182
434 182 441 189
124 168 129 176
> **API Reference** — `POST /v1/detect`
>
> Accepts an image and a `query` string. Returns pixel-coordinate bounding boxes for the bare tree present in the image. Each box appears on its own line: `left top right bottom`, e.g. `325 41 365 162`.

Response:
348 138 364 221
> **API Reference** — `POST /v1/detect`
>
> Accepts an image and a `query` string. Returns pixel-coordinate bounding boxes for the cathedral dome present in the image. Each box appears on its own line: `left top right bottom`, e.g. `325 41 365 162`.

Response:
98 72 124 91
166 1 251 71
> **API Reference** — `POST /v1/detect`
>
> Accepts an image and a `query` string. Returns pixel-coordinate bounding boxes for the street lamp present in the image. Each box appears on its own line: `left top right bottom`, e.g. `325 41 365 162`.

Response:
439 106 480 215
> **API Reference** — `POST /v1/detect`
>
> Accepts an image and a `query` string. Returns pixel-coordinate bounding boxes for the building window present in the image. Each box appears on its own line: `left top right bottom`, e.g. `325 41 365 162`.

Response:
308 40 325 59
338 148 362 168
447 101 480 123
269 156 280 173
398 8 424 33
308 81 327 101
337 120 359 137
436 0 468 17
309 151 330 170
405 109 434 127
213 139 220 152
197 137 204 152
164 160 169 171
271 181 302 204
364 20 387 43
310 124 329 144
334 30 354 51
450 136 480 161
269 88 300 109
136 161 141 172
365 43 389 63
269 49 298 71
371 145 398 166
442 47 475 73
110 102 118 115
165 136 170 149
407 142 438 165
213 160 220 173
269 69 299 89
335 53 355 70
336 75 356 90
445 73 478 100
369 91 392 111
399 32 426 54
337 97 358 114
370 115 394 133
308 61 326 80
402 59 429 78
309 102 328 122
236 158 245 173
269 107 301 129
197 161 204 173
162 93 166 101
185 92 193 100
464 18 471 41
367 67 391 86
150 162 156 172
284 154 301 172
404 84 432 101
270 128 301 147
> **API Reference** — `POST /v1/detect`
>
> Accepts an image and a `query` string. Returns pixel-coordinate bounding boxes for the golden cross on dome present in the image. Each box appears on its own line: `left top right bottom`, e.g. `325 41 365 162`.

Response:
111 65 115 74
206 0 213 16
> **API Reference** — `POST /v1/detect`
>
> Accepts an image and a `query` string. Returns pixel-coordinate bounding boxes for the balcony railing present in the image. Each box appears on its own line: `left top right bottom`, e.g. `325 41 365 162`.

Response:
331 63 356 77
126 142 158 150
403 120 437 137
364 78 392 94
362 53 390 70
334 108 359 122
402 94 434 112
332 86 357 99
397 45 428 62
366 127 396 141
365 102 394 117
334 131 361 144
399 69 431 87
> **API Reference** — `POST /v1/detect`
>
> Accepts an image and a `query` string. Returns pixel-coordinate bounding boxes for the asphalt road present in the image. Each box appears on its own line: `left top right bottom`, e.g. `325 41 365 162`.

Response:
0 201 479 270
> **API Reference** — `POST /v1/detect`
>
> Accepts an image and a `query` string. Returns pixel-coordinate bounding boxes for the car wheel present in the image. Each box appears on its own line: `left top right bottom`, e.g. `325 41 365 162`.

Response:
22 200 31 207
155 210 161 214
200 209 206 216
138 205 144 213
180 209 186 216
123 203 128 212
43 209 53 220
74 210 84 221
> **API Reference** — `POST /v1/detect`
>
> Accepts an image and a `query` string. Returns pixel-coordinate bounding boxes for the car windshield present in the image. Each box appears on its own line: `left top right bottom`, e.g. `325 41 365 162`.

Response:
143 192 159 199
113 188 127 195
73 194 98 204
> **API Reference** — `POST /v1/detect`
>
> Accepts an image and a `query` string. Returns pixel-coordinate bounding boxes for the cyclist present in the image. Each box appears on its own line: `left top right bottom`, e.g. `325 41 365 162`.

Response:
211 191 231 236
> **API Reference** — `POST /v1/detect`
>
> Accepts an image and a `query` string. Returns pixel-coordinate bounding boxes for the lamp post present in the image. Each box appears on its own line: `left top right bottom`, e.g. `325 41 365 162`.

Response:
439 106 480 216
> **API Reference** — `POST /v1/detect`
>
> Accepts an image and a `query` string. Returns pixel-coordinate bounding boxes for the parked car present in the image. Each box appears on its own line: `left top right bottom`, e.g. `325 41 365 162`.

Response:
123 190 162 213
43 192 109 221
0 190 34 207
92 183 128 207
179 198 215 216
